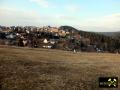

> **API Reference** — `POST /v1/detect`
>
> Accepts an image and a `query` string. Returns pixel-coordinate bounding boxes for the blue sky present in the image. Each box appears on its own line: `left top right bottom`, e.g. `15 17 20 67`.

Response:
0 0 120 32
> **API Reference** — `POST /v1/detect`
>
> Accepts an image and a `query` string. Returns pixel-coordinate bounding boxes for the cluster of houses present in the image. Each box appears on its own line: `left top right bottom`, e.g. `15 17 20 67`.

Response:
0 26 69 48
0 25 105 52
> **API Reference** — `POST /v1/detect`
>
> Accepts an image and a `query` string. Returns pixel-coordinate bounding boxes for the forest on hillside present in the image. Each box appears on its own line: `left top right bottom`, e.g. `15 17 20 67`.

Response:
60 26 120 53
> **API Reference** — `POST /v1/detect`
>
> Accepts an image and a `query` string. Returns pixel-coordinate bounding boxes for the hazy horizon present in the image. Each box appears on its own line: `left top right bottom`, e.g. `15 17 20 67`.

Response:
0 0 120 32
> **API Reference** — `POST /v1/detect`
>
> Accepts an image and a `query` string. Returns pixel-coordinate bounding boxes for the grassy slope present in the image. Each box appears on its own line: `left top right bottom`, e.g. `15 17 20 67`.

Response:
0 47 120 90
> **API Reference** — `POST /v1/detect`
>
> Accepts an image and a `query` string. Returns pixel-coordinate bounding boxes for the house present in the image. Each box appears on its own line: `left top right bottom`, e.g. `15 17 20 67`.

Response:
43 39 48 43
65 31 70 35
41 38 52 48
26 30 30 34
49 39 56 44
49 27 59 33
58 30 66 37
23 39 28 46
6 33 16 40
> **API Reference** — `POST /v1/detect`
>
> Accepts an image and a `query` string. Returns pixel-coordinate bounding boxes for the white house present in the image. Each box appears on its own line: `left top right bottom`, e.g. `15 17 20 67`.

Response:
43 39 48 44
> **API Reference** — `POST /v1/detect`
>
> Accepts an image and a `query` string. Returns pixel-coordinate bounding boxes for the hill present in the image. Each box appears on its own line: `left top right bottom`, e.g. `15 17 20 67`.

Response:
59 26 120 53
59 26 79 33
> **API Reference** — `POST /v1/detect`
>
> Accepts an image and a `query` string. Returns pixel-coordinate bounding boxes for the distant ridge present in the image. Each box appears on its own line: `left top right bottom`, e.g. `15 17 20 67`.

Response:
98 31 120 36
59 25 106 36
59 26 80 33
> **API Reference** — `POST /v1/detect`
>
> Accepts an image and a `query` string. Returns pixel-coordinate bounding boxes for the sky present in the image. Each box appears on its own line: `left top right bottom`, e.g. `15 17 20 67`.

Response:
0 0 120 32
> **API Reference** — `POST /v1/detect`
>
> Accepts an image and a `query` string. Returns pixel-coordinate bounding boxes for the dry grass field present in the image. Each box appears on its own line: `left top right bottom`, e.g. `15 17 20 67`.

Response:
0 47 120 90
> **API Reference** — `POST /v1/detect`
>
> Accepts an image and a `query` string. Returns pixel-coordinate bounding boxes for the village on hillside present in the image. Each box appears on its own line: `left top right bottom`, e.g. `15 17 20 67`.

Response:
0 25 120 53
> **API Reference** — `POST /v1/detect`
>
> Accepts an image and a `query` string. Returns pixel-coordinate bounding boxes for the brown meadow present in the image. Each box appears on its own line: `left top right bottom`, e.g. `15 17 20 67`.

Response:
0 47 120 90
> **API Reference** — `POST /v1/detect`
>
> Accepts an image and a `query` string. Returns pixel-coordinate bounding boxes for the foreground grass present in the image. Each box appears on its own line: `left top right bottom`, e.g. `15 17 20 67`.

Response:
0 47 120 90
